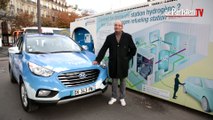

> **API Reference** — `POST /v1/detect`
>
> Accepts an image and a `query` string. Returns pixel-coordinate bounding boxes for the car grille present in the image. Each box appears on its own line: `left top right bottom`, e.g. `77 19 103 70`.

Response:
58 69 100 87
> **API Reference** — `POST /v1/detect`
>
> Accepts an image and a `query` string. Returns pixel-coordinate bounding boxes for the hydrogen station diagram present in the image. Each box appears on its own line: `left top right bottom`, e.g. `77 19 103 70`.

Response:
127 21 210 99
71 0 213 115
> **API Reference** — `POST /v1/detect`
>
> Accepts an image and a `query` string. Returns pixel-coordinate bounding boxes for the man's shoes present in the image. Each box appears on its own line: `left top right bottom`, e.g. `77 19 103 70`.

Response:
120 99 126 106
108 98 117 105
173 96 177 99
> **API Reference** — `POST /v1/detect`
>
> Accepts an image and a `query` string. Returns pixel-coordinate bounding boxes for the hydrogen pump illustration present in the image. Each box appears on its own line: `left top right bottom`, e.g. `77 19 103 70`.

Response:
128 21 209 90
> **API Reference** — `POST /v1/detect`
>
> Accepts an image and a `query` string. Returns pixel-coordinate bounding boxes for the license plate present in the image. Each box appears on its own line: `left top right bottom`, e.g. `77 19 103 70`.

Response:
72 86 95 96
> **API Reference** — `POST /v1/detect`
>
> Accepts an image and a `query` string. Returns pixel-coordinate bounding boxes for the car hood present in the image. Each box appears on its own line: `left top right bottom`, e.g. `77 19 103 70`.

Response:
27 51 96 72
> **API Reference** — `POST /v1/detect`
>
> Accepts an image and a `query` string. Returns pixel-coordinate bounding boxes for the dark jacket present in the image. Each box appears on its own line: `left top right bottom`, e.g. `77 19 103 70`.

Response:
95 32 136 78
174 77 184 90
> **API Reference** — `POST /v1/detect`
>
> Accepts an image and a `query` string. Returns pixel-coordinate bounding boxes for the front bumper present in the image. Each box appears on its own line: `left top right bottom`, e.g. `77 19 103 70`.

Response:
58 90 102 104
35 86 108 104
23 67 108 103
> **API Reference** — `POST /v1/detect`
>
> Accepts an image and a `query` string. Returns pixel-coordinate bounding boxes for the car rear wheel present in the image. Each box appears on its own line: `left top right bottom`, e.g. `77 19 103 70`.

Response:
9 65 17 83
20 81 39 112
201 97 210 112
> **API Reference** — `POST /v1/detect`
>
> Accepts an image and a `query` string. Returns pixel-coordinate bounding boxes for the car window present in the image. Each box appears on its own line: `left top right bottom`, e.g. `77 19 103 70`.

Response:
15 36 23 51
192 77 202 87
18 37 24 51
204 79 213 89
15 37 21 47
26 35 81 53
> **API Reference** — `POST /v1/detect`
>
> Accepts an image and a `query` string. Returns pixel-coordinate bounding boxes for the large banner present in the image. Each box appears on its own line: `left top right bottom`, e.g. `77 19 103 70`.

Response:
71 0 213 115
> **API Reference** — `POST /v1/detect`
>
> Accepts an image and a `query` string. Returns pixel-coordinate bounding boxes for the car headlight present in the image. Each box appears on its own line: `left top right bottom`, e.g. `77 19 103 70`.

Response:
28 62 54 77
100 61 107 68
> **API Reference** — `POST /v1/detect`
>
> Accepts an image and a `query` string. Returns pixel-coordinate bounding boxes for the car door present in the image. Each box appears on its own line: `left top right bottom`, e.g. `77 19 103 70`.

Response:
13 36 24 81
10 37 20 79
191 78 202 100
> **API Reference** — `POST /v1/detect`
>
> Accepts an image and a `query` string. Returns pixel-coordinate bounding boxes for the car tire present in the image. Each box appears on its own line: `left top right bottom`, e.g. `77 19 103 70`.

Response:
9 64 17 83
201 97 210 112
20 81 39 112
183 86 187 94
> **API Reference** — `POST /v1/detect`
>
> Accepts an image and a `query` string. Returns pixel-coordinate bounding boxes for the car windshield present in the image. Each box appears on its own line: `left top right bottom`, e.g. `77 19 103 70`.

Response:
26 35 82 53
204 79 213 89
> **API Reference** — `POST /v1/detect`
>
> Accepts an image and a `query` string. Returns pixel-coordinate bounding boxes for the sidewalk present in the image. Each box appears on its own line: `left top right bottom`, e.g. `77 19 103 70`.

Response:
0 46 9 58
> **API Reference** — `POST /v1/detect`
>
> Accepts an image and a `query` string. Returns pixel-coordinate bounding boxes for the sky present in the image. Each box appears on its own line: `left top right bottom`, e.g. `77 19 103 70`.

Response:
66 0 147 13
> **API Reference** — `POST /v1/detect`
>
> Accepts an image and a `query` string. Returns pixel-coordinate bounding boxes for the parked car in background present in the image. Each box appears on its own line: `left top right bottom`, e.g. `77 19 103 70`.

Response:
22 27 67 35
8 32 108 112
184 77 213 112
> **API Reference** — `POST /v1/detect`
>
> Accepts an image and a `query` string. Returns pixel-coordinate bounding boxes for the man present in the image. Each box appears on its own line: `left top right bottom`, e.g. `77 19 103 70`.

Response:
93 20 136 106
173 74 185 99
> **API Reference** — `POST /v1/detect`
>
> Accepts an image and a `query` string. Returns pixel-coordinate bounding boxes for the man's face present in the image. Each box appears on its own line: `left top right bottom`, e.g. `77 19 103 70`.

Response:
114 21 123 33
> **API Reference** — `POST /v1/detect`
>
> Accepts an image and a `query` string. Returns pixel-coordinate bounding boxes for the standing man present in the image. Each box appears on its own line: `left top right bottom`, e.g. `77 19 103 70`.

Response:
173 74 185 99
93 20 136 106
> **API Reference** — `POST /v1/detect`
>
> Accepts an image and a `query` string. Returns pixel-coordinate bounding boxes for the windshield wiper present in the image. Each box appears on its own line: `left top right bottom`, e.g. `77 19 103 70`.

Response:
28 51 50 54
50 50 80 53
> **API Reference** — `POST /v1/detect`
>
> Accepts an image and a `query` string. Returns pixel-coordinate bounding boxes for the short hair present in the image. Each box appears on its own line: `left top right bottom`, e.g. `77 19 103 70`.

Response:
114 20 123 26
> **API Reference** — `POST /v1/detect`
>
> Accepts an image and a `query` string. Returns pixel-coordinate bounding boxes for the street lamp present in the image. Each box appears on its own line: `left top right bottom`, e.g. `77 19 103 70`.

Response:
37 0 41 33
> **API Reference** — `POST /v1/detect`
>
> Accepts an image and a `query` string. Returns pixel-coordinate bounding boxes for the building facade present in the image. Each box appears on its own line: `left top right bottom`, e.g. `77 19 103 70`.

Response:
0 0 70 46
8 0 69 22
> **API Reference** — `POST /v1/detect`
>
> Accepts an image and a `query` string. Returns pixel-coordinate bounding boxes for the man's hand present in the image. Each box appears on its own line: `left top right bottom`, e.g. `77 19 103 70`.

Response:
93 61 99 65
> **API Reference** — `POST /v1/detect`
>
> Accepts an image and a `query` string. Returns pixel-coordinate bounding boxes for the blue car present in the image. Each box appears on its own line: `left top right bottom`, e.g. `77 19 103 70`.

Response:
8 33 108 112
184 77 213 112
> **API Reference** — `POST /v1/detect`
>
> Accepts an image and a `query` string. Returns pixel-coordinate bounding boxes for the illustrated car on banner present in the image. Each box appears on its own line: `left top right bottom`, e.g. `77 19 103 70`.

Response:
8 32 108 112
183 77 213 112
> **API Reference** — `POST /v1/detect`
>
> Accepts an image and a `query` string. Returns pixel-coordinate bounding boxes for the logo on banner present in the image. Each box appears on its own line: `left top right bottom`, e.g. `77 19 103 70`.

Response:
165 8 204 17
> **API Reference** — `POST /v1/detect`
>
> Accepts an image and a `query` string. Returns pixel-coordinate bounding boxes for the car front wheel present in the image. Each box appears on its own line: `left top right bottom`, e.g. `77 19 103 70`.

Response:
201 97 210 112
20 81 39 112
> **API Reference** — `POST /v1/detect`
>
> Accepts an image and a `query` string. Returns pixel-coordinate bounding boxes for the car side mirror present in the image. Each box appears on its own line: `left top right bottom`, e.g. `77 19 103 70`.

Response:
82 45 88 50
8 47 20 54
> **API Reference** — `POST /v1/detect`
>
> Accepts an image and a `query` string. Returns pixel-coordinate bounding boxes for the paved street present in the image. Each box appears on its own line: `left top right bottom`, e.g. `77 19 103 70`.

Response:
0 58 212 120
0 47 8 58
